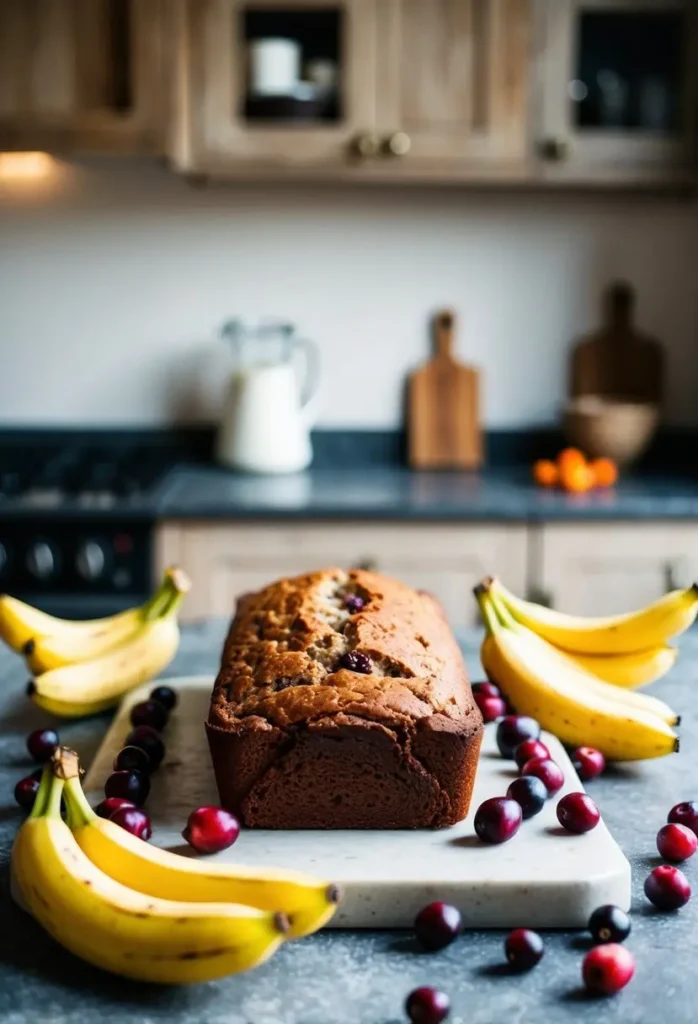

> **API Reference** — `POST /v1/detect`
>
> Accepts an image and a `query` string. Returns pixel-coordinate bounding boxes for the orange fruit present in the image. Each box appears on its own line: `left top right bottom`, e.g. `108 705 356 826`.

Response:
557 447 587 474
533 459 559 488
590 457 618 488
560 461 594 493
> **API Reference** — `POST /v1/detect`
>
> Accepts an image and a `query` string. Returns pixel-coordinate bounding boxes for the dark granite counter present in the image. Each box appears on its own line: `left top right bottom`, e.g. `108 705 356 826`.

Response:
1 622 697 1022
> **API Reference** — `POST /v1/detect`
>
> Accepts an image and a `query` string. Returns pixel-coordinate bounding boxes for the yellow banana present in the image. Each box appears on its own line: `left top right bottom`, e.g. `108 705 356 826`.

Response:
0 595 139 655
491 577 698 655
571 645 677 690
477 592 679 761
63 772 339 940
12 767 288 984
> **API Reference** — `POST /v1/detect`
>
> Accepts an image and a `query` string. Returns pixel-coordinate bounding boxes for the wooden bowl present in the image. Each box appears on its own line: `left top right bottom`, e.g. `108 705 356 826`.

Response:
563 397 660 467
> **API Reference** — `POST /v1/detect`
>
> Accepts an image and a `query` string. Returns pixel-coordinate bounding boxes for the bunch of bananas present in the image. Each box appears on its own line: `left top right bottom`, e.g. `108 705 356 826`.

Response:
0 568 190 718
12 749 340 984
475 578 698 761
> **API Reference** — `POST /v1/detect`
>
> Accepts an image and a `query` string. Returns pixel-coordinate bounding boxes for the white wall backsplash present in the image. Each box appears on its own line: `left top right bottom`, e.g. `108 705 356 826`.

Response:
0 158 696 428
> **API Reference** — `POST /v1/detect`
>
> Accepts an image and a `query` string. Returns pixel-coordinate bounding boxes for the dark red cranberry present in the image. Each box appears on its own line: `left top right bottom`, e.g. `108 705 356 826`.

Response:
405 986 450 1024
344 595 365 614
582 944 635 995
472 681 501 699
130 699 168 732
475 694 508 723
109 805 152 841
95 796 135 819
496 716 541 759
114 745 152 774
588 905 631 944
26 728 59 763
572 746 606 782
514 739 550 770
14 774 40 810
125 725 165 769
150 684 178 711
183 806 240 854
668 801 698 837
657 823 698 863
104 769 150 806
644 864 691 910
506 775 547 819
504 928 544 971
340 650 373 674
474 797 522 845
556 792 600 834
414 901 462 951
522 757 564 797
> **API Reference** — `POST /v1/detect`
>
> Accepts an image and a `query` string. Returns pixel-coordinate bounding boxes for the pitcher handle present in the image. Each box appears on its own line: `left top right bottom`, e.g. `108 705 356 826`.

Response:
293 337 320 425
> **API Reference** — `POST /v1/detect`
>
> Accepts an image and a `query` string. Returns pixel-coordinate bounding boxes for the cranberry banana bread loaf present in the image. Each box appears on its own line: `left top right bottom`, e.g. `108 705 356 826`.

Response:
206 568 483 828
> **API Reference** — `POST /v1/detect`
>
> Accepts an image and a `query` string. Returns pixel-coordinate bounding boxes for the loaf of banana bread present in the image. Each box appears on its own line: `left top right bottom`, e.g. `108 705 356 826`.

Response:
206 568 483 828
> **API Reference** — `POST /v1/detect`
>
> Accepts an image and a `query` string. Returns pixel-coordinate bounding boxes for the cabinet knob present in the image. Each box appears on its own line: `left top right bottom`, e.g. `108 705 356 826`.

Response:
384 131 411 157
539 137 569 162
353 132 381 158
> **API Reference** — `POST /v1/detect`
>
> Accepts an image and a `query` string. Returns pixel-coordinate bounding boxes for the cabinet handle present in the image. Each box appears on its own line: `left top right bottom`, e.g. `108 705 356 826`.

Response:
538 137 569 162
352 132 381 158
384 131 411 157
351 558 378 572
665 558 690 593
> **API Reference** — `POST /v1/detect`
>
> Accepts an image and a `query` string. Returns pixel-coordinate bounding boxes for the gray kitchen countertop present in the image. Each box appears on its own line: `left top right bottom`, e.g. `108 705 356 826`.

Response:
1 621 697 1023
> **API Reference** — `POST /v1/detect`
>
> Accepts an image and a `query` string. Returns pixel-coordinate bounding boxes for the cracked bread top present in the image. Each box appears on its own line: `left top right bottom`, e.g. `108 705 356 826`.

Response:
208 568 481 735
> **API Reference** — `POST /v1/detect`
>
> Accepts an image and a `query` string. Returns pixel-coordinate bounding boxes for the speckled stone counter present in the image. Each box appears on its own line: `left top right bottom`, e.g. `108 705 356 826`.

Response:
1 622 697 1024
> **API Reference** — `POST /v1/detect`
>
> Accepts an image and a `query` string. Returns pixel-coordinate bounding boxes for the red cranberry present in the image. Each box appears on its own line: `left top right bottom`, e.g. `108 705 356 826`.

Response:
109 805 152 840
644 864 691 910
95 796 135 819
150 684 177 711
340 650 373 674
414 901 462 951
183 806 240 854
556 792 600 833
405 987 450 1024
514 739 550 770
522 757 564 797
474 797 522 845
506 775 547 819
113 745 151 775
582 944 635 995
475 694 508 723
496 716 541 759
504 928 544 971
125 725 165 769
104 769 150 806
657 823 697 863
668 801 698 837
26 728 59 763
588 905 631 944
472 681 501 699
130 699 168 732
572 746 606 782
344 595 365 614
14 774 40 810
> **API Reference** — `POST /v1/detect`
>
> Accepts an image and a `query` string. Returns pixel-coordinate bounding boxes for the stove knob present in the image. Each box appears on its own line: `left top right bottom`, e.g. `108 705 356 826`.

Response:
27 540 57 580
76 540 106 581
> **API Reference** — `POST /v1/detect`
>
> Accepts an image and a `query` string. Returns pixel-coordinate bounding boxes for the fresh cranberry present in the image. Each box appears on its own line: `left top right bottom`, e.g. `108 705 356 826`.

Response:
113 745 152 775
414 901 462 951
504 928 544 971
26 728 59 763
496 716 541 759
475 694 508 723
150 684 178 711
104 770 150 806
95 796 135 819
344 595 365 614
130 699 168 732
125 725 165 769
522 757 564 797
582 944 635 995
668 801 698 837
506 775 547 819
644 865 691 910
572 746 606 782
340 650 373 674
474 797 522 845
109 805 152 841
556 792 600 833
405 987 450 1024
588 905 631 944
183 806 240 854
657 823 698 863
472 681 501 699
514 739 550 770
14 774 40 810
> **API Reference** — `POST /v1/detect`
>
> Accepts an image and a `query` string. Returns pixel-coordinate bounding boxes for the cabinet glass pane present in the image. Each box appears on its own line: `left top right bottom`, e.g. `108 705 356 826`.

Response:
241 7 343 123
570 11 684 132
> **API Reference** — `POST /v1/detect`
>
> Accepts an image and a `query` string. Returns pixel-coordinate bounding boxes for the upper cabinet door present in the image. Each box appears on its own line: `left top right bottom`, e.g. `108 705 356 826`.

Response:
535 0 697 184
371 0 532 180
171 0 379 176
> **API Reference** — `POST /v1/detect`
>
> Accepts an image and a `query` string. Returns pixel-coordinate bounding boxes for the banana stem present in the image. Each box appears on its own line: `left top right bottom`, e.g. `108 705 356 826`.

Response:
28 765 53 819
63 777 95 829
44 772 64 820
489 592 520 630
474 587 501 635
142 567 192 622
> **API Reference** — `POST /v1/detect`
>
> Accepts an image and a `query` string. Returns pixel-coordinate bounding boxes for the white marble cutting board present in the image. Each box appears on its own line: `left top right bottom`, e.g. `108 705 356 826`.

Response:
84 676 631 929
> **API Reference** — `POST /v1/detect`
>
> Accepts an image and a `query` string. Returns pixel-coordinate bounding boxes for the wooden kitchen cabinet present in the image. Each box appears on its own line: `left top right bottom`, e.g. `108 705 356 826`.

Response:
156 521 528 628
0 0 164 153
